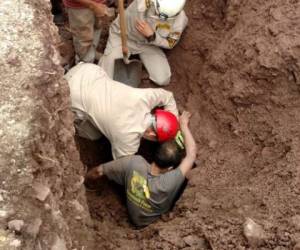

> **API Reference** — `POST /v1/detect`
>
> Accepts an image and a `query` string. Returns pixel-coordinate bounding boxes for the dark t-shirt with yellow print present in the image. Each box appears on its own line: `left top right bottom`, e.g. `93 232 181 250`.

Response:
103 155 185 227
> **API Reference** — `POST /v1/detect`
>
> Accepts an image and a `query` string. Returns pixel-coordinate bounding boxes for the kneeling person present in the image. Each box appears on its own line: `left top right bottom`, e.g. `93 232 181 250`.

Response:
65 63 179 159
86 111 196 227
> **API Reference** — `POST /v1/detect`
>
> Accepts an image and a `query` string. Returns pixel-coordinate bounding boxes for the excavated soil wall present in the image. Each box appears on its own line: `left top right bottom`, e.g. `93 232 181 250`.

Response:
1 0 300 249
0 1 93 249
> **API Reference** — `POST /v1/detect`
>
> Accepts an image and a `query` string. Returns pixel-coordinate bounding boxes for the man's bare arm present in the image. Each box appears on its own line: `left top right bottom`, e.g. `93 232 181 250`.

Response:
74 0 108 17
85 156 135 185
85 165 104 180
178 111 197 176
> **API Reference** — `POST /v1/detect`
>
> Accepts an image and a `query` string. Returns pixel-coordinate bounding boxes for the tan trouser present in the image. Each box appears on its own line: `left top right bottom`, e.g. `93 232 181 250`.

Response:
99 34 171 86
67 8 102 63
73 108 103 140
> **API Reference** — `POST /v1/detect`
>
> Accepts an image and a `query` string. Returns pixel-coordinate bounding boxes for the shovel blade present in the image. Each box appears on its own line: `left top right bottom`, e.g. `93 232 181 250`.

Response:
113 59 142 88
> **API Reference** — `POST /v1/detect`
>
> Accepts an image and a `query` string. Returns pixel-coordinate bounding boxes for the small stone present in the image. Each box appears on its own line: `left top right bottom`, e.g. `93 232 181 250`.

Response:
26 218 42 238
208 140 217 149
106 7 115 17
9 239 21 247
127 233 136 239
51 236 67 250
294 242 300 250
0 233 7 243
8 220 24 232
183 235 207 248
292 215 300 230
275 247 287 250
33 183 50 202
243 218 266 246
0 194 4 202
0 210 8 218
72 177 84 192
70 200 84 213
159 230 185 248
44 203 51 211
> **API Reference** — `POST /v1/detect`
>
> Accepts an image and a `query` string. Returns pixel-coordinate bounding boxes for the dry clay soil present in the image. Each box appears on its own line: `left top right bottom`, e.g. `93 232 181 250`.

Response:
71 0 300 249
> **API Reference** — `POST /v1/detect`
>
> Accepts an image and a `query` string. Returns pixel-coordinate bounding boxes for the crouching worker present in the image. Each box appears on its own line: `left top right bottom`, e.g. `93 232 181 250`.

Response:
85 111 197 227
100 0 188 86
65 63 179 159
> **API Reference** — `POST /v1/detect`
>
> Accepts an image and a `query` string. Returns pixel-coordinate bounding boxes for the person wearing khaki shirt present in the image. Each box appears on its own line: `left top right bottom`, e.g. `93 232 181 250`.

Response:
99 0 188 86
65 63 179 159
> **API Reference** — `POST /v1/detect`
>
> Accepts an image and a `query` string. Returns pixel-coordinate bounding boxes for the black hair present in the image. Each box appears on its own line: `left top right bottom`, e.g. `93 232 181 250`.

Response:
154 140 185 169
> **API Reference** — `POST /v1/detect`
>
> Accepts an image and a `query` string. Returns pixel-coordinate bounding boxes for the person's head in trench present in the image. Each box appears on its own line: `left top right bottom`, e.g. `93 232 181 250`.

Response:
85 111 197 227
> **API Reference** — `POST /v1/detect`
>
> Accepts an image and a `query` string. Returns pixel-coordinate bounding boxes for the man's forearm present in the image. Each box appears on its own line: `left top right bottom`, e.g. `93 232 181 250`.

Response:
182 125 196 162
85 165 104 180
75 0 96 9
179 125 197 176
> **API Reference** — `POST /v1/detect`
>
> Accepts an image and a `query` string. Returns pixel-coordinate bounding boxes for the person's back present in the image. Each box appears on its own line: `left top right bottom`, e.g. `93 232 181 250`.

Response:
66 63 143 136
103 155 185 226
65 63 178 159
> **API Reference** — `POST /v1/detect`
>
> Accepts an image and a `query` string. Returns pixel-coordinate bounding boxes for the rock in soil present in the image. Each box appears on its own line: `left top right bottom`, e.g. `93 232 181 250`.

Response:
32 182 50 202
25 218 42 239
243 218 267 246
183 235 208 249
8 220 24 232
292 215 300 230
51 235 67 250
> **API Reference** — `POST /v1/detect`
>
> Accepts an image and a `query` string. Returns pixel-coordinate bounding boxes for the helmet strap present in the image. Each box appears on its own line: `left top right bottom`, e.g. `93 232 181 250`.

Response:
158 13 168 21
150 115 157 131
155 0 168 20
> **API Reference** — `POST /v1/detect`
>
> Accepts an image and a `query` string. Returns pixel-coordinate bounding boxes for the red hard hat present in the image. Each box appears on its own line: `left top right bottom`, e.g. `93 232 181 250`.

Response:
155 109 179 142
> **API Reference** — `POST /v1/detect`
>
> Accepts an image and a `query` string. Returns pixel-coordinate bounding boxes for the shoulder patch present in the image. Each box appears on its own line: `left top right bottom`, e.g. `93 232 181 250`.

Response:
167 37 177 48
156 22 171 31
166 32 181 48
169 31 181 39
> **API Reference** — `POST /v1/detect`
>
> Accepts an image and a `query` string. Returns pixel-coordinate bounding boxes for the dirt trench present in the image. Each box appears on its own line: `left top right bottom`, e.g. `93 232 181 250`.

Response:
1 0 300 249
75 0 300 249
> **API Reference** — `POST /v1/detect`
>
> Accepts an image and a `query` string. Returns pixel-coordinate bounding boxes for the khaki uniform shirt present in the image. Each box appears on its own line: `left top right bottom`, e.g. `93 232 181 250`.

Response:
105 0 188 53
65 63 178 159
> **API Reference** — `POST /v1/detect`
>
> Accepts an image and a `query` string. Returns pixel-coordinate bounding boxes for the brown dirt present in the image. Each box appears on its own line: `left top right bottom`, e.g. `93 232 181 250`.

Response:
73 0 300 249
1 0 300 249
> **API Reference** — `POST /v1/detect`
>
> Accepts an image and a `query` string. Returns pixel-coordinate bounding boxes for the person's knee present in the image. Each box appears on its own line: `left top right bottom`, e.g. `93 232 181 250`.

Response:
99 54 114 77
151 72 171 86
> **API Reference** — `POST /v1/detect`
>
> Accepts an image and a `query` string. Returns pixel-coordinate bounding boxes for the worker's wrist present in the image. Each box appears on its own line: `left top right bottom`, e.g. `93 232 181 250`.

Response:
180 124 189 130
146 32 156 42
96 165 104 176
87 1 97 12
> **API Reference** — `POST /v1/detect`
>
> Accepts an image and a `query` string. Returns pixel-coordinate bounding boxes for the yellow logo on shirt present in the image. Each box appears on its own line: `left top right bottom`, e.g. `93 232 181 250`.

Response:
127 171 153 212
156 22 171 31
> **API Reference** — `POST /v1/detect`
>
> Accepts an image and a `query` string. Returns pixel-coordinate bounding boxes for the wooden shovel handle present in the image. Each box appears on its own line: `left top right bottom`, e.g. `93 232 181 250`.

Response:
118 0 129 57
